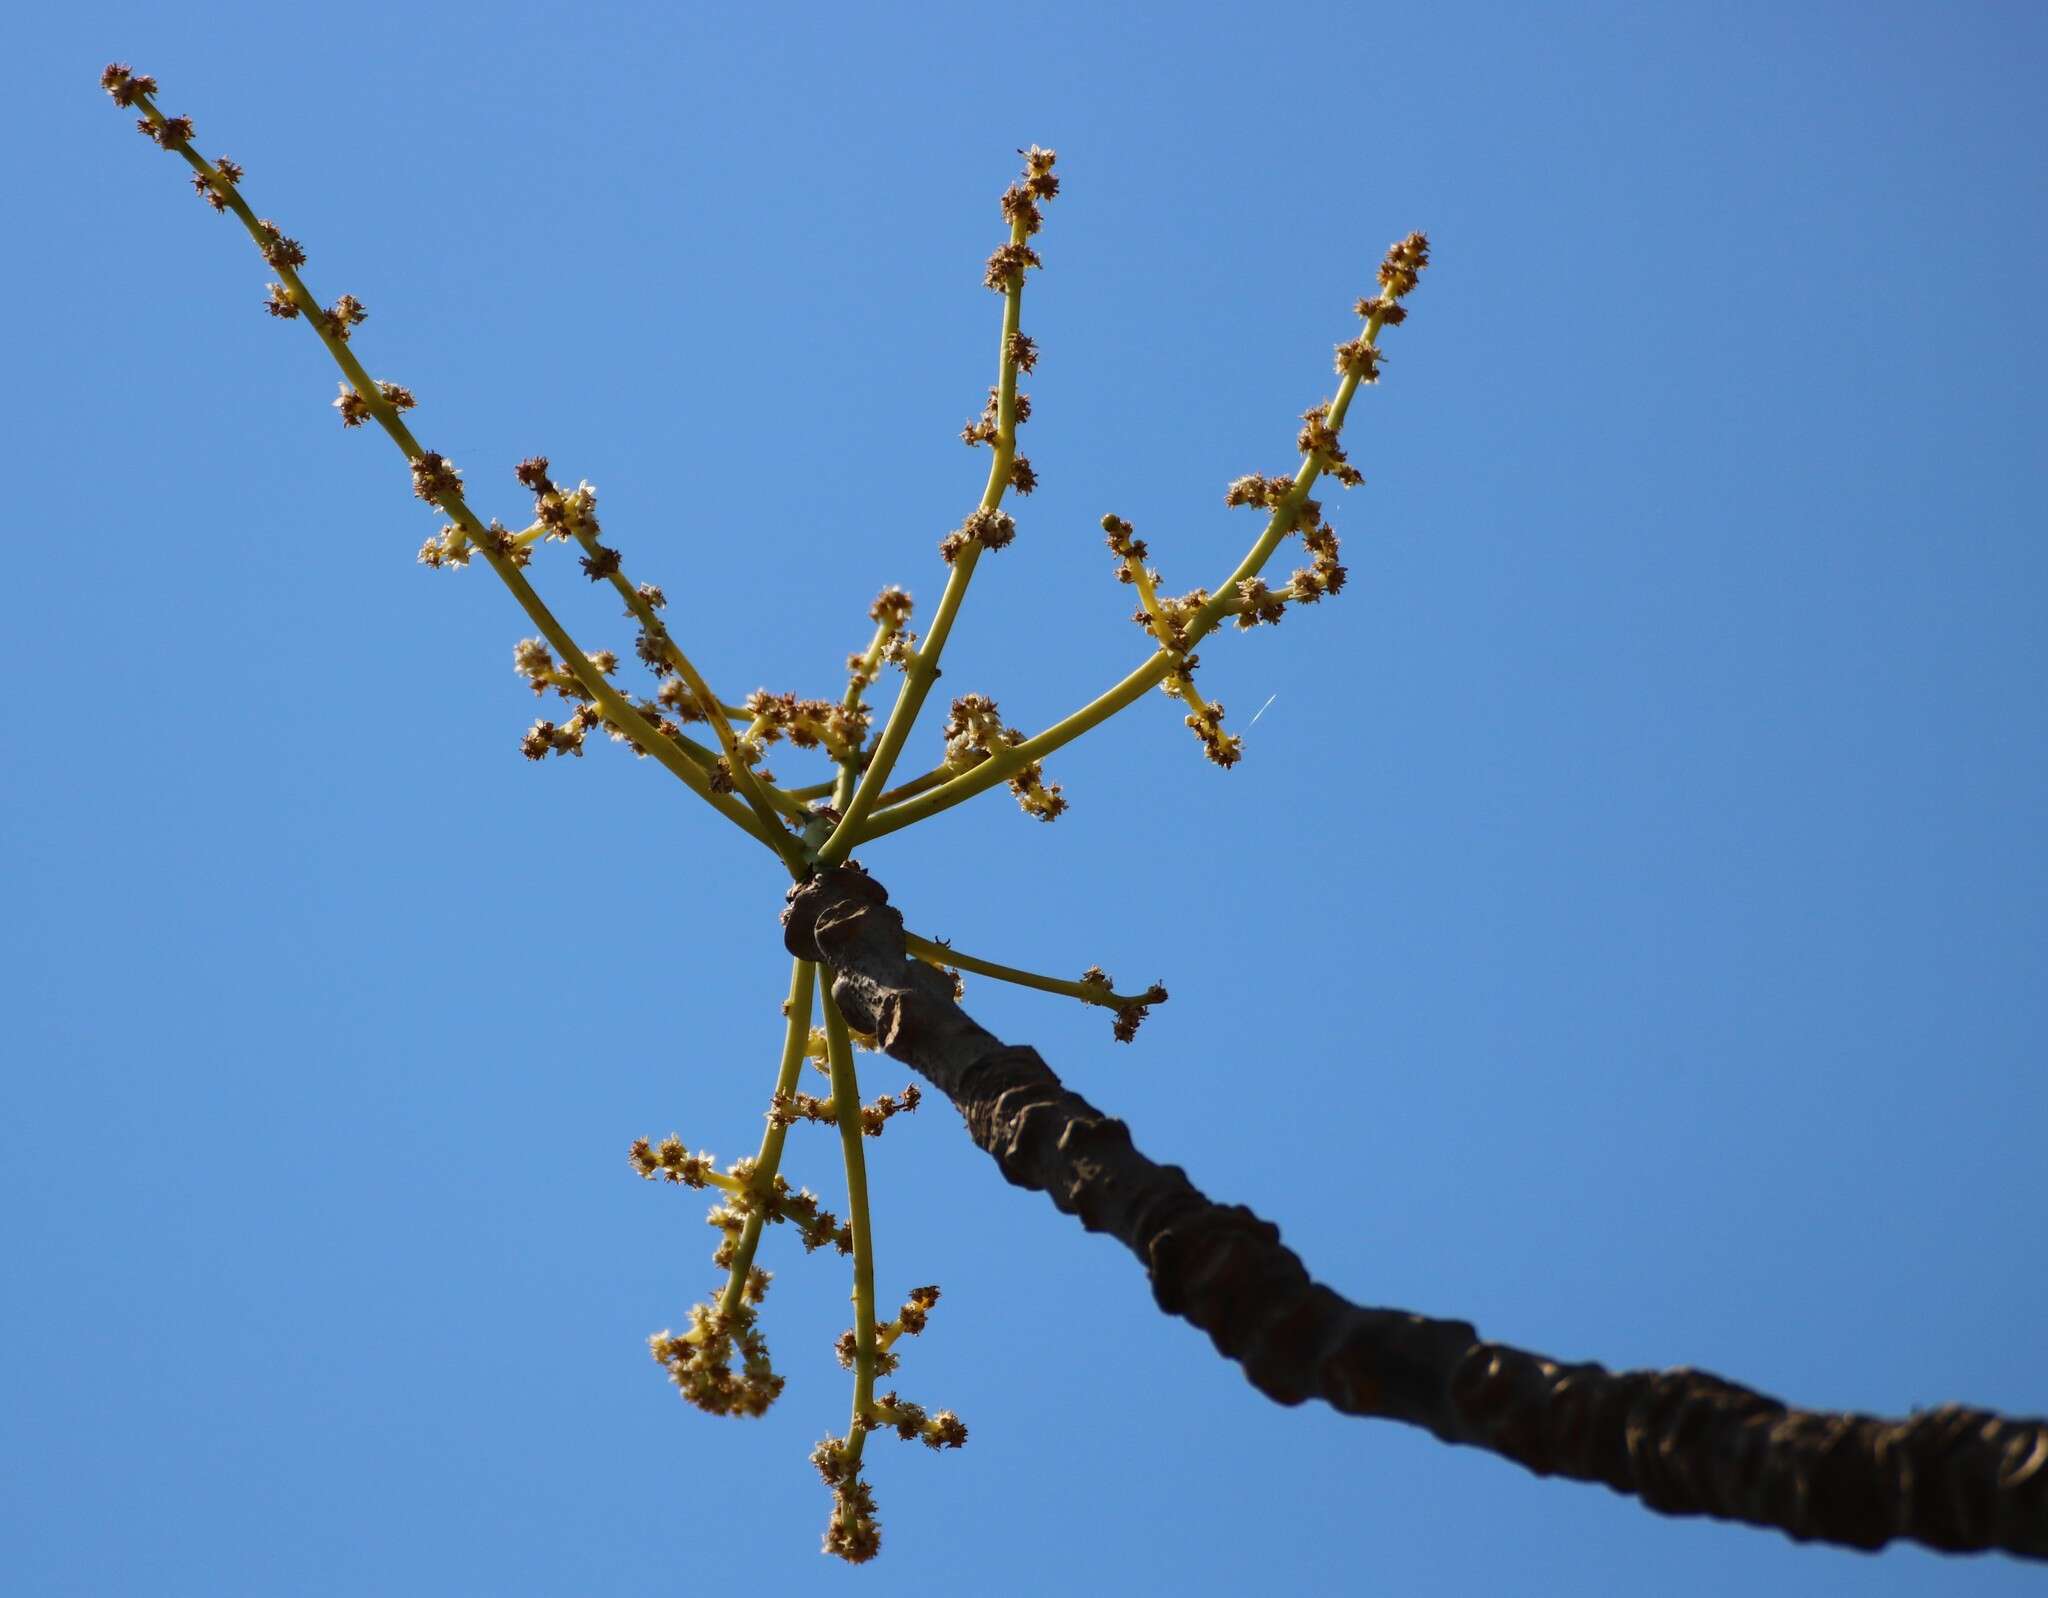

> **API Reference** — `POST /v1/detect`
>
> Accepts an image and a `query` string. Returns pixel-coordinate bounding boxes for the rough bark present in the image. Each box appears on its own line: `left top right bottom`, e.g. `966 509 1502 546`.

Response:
784 865 2048 1562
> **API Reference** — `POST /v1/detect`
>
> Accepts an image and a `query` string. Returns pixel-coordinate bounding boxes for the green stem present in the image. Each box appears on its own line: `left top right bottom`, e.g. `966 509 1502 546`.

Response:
902 932 1157 1009
819 547 980 863
821 983 879 1471
817 214 1033 865
1188 359 1376 642
829 620 892 813
587 546 811 876
795 761 950 810
716 959 818 1318
1129 558 1170 642
874 766 951 809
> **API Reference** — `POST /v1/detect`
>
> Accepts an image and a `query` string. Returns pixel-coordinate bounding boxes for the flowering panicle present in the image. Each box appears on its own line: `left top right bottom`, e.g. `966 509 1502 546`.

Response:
814 1279 967 1562
107 76 1430 1562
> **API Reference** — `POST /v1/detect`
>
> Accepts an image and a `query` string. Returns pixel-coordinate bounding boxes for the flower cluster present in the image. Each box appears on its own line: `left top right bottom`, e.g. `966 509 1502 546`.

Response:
1166 656 1240 768
130 101 193 148
648 1303 782 1418
858 1086 921 1136
812 1440 882 1563
320 294 368 343
937 505 1017 565
1103 512 1149 578
1000 146 1060 231
1079 967 1172 1043
629 1135 720 1187
1221 472 1349 620
1376 230 1431 299
515 456 601 544
848 586 918 688
415 522 471 569
1297 401 1363 488
338 379 415 430
99 63 156 108
960 385 1033 449
520 708 601 760
190 155 243 212
742 689 867 762
254 218 306 271
960 389 1040 497
886 1284 942 1343
409 450 463 505
868 1394 968 1450
765 1186 855 1256
510 637 684 759
941 694 1066 821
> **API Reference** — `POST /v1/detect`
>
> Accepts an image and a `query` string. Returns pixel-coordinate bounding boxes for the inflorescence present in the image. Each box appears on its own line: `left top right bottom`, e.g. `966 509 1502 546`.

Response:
104 65 1428 1561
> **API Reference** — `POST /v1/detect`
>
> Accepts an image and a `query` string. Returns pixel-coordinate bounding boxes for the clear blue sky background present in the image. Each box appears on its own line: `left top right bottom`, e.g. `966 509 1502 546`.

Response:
8 2 2044 1593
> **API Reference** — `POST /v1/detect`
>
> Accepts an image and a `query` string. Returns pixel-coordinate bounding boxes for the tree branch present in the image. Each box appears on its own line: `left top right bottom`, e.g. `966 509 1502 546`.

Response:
783 866 2048 1563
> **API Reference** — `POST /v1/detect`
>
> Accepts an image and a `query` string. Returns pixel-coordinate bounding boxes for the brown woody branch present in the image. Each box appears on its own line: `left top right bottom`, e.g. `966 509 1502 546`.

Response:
783 865 2048 1562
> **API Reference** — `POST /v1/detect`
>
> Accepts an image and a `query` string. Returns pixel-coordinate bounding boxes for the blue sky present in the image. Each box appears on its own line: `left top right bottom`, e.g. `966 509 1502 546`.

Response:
8 2 2045 1592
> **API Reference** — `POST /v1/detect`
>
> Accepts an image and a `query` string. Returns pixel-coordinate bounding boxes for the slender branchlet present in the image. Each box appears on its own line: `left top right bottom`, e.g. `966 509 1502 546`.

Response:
818 983 885 1560
821 585 915 812
100 65 796 861
816 146 1061 866
903 932 1167 1041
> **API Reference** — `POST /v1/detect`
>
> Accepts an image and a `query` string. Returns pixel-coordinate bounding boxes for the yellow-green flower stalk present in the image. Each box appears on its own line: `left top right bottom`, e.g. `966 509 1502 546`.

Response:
817 148 1060 864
